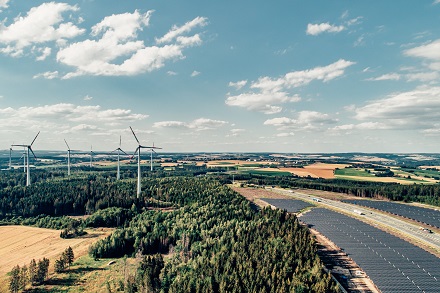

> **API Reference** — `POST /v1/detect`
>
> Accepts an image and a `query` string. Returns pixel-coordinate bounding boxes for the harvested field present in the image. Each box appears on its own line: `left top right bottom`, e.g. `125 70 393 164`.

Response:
280 163 350 179
335 174 428 184
0 226 111 276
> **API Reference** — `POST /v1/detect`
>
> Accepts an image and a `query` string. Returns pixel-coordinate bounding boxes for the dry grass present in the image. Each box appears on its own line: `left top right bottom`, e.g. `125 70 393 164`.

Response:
0 226 111 291
279 163 350 179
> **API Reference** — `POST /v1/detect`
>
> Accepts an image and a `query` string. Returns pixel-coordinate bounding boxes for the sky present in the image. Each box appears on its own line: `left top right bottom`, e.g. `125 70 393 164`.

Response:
1 0 440 153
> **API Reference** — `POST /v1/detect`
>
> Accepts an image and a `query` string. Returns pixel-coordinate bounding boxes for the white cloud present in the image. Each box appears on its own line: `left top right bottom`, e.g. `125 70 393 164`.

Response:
0 0 10 9
83 95 93 101
35 47 52 61
191 70 200 77
226 59 354 113
404 39 440 60
0 103 147 122
366 73 401 81
0 2 84 56
70 124 99 132
434 0 440 5
228 80 247 90
276 132 295 137
226 92 300 114
155 16 207 44
153 118 227 131
167 71 178 76
56 13 206 78
331 122 389 131
354 86 440 132
153 121 187 128
306 23 345 36
33 71 59 79
264 111 337 131
405 71 439 82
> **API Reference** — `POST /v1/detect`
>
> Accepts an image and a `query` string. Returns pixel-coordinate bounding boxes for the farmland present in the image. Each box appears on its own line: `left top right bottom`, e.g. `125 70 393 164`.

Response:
0 226 111 292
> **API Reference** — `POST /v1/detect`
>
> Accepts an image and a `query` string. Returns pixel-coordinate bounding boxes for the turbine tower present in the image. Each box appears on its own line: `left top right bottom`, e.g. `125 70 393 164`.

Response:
12 131 40 186
64 139 72 176
90 145 94 168
149 142 162 171
8 147 12 170
112 135 127 180
130 126 154 197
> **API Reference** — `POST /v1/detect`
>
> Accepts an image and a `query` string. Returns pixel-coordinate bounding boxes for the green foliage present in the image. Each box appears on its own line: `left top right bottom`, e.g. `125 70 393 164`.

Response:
9 265 21 293
89 177 337 292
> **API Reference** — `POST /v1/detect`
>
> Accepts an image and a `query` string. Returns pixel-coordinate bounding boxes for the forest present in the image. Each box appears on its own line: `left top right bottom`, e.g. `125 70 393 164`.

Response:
1 170 338 292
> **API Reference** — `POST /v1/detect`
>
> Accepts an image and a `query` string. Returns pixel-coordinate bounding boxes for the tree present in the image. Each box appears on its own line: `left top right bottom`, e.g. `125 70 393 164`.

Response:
9 265 21 293
29 259 38 285
55 258 65 273
65 246 74 267
36 258 49 284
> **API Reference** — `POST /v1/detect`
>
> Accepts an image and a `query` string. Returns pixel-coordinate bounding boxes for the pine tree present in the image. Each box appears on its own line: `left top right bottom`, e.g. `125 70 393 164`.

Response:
55 258 65 273
66 246 74 267
29 259 38 285
36 258 49 284
20 265 28 290
9 265 21 293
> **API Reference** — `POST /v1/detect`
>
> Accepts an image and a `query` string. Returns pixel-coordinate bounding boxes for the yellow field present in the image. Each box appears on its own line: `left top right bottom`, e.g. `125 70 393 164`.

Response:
0 225 111 289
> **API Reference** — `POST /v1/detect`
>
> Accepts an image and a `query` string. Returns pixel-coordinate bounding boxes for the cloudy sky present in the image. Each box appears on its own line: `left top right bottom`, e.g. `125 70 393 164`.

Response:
1 0 440 153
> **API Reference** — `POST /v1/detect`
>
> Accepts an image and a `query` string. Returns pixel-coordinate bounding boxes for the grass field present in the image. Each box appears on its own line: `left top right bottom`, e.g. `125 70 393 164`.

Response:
245 169 292 176
334 168 375 177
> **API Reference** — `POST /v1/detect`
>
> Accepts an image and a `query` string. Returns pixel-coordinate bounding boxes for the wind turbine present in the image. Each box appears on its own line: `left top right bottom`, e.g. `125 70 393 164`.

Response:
64 139 73 176
148 142 162 171
8 146 12 170
112 135 127 180
129 126 154 197
12 131 40 186
90 145 95 168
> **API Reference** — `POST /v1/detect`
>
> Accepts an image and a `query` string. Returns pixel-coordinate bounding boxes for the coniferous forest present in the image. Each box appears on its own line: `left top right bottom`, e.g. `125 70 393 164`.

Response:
0 170 338 292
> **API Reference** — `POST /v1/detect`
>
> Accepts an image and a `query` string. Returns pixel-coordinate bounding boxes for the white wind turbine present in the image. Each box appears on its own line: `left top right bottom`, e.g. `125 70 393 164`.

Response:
112 135 127 180
8 146 12 170
64 139 79 176
90 145 95 168
148 142 162 171
12 131 40 186
130 126 158 197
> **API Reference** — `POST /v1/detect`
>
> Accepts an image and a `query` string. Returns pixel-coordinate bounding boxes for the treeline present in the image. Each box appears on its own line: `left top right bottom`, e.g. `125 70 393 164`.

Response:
9 258 49 293
238 175 440 206
89 177 338 292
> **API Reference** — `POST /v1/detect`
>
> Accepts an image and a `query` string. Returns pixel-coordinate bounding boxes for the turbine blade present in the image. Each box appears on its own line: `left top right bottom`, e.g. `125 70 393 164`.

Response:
64 139 71 150
119 135 122 147
29 147 37 159
129 126 140 144
30 131 40 146
132 146 140 158
120 149 128 155
11 144 27 147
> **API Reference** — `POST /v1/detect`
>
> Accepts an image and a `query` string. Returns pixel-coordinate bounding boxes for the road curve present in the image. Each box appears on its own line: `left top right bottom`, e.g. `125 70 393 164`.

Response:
272 188 440 256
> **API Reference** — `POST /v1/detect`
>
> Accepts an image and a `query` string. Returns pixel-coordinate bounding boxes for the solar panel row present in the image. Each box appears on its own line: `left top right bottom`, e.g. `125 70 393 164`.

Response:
300 208 440 293
342 199 440 228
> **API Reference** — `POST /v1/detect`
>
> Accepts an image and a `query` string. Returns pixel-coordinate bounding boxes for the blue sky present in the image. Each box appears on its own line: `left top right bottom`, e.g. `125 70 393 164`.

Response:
1 0 440 153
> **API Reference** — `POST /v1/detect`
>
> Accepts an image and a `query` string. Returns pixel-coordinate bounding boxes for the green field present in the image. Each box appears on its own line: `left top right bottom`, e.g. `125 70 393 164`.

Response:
245 170 292 176
334 168 375 177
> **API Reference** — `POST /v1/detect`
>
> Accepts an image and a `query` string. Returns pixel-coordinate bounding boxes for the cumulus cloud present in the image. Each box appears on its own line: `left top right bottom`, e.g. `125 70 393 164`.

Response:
153 118 228 131
155 16 207 44
276 132 295 137
264 111 337 131
191 70 200 77
0 103 147 122
226 59 354 113
0 0 10 9
228 80 247 90
35 47 52 61
83 95 93 101
306 23 345 36
0 2 84 57
354 86 440 132
56 12 206 78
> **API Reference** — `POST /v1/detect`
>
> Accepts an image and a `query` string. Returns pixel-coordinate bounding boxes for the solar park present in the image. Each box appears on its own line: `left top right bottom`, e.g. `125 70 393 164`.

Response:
300 208 440 293
342 199 440 228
